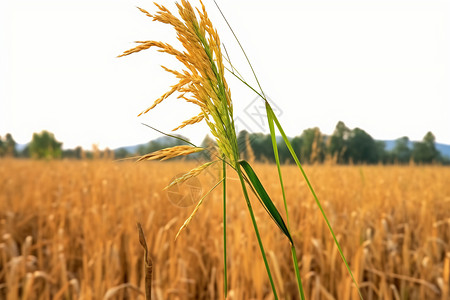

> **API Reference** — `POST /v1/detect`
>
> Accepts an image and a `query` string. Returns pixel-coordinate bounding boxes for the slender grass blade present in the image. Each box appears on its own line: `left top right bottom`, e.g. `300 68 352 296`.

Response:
239 160 293 244
266 103 363 300
267 106 306 300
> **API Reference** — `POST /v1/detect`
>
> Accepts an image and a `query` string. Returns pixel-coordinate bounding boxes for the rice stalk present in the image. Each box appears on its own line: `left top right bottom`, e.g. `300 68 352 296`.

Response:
442 252 450 300
103 283 144 300
120 1 364 299
222 156 228 298
137 223 152 300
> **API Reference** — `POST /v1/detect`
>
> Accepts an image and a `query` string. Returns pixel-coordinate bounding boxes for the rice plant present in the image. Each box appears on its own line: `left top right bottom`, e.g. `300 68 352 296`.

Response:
119 1 362 298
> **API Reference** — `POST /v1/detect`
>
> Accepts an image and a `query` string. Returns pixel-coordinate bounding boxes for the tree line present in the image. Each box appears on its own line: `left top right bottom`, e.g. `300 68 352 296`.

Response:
0 131 111 160
1 122 448 164
237 122 448 165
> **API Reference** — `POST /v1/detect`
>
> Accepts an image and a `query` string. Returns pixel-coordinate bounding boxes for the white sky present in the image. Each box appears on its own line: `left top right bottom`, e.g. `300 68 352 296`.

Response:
1 0 449 149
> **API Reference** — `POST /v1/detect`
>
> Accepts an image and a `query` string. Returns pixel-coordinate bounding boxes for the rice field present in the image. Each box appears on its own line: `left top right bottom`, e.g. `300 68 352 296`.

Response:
0 159 449 300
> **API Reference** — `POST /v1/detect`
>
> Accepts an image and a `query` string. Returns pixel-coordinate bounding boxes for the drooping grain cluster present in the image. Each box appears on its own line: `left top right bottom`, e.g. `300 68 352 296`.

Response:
119 0 238 165
1 159 449 300
136 146 204 162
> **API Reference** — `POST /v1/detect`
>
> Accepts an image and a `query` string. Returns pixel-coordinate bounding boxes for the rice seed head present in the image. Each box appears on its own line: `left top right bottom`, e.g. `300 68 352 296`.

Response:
137 145 204 162
172 113 204 131
137 7 152 18
175 176 224 240
164 161 216 190
175 195 205 240
120 0 239 164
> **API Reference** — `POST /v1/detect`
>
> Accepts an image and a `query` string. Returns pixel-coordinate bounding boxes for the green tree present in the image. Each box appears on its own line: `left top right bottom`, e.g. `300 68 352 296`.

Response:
276 137 293 164
290 136 303 163
0 134 17 157
0 136 4 157
412 132 439 163
329 121 350 163
375 140 387 164
114 148 129 159
248 133 273 162
237 130 250 159
300 127 325 163
5 134 17 157
29 131 63 159
391 136 411 164
62 146 84 159
347 128 379 164
0 133 18 157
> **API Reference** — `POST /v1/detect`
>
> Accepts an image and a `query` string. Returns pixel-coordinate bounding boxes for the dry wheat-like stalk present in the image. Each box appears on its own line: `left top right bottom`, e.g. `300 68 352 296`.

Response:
245 134 255 163
137 223 152 300
2 160 450 299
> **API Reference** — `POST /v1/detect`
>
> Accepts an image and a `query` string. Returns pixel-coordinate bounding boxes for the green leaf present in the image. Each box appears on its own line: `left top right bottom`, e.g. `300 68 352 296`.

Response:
266 102 290 227
266 103 306 300
266 103 364 300
239 160 293 244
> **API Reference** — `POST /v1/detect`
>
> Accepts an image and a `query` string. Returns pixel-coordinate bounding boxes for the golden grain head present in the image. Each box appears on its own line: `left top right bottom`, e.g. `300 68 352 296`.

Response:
137 145 204 162
164 160 216 190
120 0 238 163
172 113 205 131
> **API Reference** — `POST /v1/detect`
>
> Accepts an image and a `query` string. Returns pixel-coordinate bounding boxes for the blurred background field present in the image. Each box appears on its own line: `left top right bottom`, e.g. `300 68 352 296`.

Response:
1 159 449 300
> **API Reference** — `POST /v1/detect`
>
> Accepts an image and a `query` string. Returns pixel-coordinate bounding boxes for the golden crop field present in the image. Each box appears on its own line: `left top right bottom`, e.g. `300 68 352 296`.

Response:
0 159 449 300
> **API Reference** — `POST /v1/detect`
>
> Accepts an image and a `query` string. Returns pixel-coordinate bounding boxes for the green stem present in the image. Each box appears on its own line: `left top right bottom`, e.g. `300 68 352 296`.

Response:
225 66 265 100
268 106 363 300
141 123 196 147
291 245 305 300
222 157 228 298
267 111 305 300
236 163 279 300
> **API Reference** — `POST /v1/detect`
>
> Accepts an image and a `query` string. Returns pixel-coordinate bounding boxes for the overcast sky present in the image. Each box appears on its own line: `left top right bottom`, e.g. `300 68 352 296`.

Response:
1 0 449 149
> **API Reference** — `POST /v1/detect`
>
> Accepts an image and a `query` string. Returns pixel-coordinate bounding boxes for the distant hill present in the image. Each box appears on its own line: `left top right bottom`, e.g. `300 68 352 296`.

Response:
16 143 27 152
436 143 450 158
115 143 141 154
382 140 450 158
114 135 190 155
